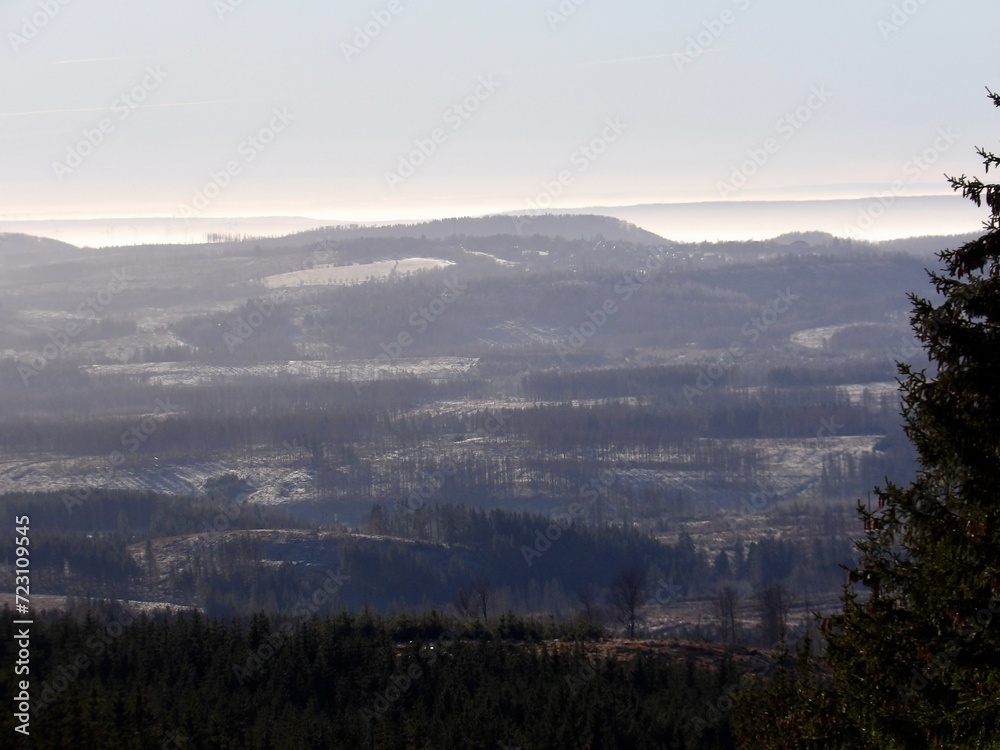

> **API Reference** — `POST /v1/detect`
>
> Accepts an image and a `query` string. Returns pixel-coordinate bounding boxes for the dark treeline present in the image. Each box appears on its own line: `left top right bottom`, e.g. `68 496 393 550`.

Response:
0 490 303 597
766 360 898 387
0 490 302 539
19 316 138 349
268 214 664 245
360 504 854 615
1 490 853 622
524 364 731 400
360 504 703 611
0 376 896 456
0 367 471 420
0 607 743 749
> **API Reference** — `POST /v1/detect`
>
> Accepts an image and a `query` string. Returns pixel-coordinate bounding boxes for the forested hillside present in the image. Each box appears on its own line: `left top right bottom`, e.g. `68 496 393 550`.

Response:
0 216 974 747
0 607 746 749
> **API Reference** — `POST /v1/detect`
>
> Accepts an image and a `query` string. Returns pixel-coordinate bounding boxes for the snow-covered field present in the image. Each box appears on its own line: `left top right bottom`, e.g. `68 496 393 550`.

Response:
790 325 853 350
459 246 518 266
0 453 318 505
837 381 900 406
744 435 879 493
0 432 879 515
262 258 454 288
83 357 479 387
609 435 880 507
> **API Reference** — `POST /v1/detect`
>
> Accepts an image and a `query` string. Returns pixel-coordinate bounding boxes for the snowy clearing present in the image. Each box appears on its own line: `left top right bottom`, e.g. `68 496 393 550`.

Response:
82 357 479 387
837 381 901 406
262 258 454 288
790 325 853 350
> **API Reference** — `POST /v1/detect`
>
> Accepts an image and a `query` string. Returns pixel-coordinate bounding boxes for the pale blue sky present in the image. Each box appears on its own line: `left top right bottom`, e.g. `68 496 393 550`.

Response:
1 0 998 230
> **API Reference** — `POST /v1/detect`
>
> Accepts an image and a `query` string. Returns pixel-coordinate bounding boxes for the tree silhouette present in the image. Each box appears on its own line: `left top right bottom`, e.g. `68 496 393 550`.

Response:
716 585 740 644
607 563 648 638
820 88 1000 746
756 583 789 646
471 577 492 621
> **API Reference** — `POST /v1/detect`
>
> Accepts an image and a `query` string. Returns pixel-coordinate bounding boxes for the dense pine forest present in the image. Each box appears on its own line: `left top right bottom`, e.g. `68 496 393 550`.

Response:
0 607 747 749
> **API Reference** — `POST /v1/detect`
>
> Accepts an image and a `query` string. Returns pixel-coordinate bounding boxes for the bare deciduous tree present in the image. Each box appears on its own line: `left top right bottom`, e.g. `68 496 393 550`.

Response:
756 582 790 645
715 585 740 643
578 584 603 627
471 577 491 621
456 587 475 619
606 563 648 638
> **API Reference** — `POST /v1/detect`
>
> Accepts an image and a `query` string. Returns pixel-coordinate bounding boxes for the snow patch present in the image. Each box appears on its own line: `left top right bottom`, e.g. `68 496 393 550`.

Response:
263 258 454 288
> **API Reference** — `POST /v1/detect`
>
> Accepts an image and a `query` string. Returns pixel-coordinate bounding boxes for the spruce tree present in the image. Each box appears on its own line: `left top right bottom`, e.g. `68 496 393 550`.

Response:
821 88 1000 747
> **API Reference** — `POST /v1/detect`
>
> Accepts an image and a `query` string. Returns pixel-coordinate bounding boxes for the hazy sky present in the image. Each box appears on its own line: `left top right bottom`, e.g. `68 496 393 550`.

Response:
2 0 999 228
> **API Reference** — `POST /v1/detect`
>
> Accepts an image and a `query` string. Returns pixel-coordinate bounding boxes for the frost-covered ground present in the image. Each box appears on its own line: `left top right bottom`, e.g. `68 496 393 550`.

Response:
0 428 881 530
0 593 197 614
607 435 880 506
790 325 854 350
0 452 319 506
477 320 561 347
740 434 879 493
262 258 454 288
459 246 518 267
82 356 479 387
837 381 901 406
